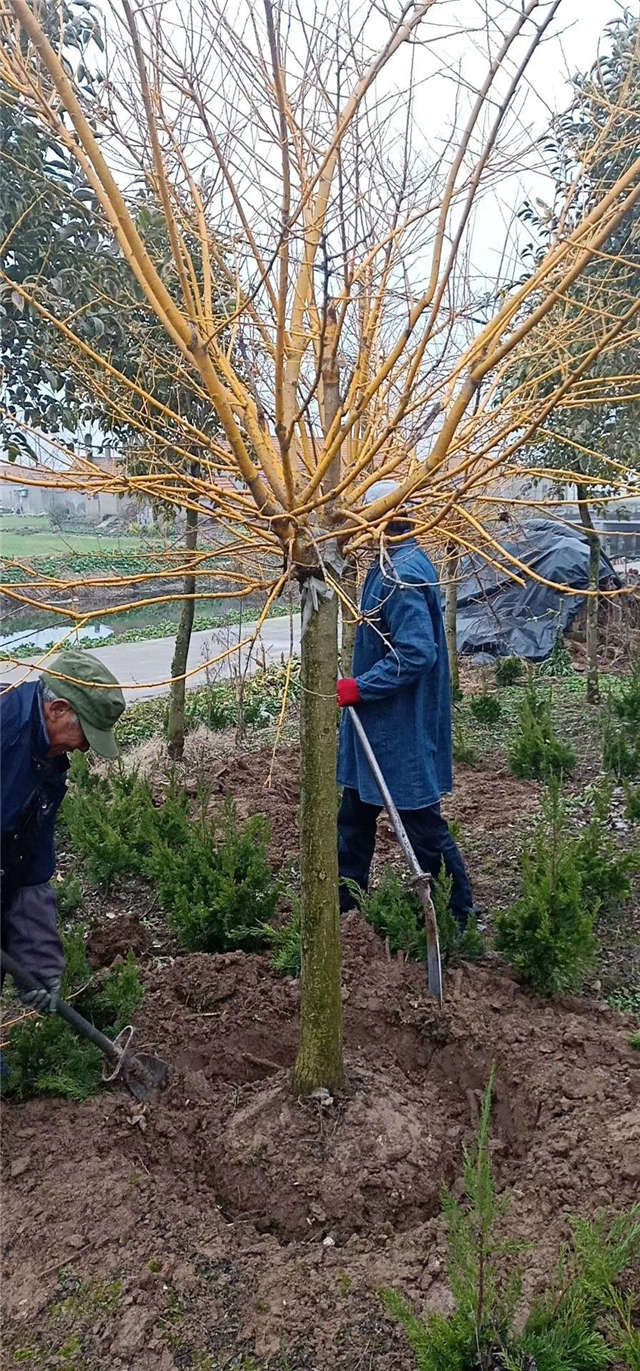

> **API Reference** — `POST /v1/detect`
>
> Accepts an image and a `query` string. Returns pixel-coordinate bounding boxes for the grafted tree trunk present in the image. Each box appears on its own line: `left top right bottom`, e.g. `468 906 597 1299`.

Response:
292 585 344 1096
167 471 199 760
444 542 460 699
577 484 600 705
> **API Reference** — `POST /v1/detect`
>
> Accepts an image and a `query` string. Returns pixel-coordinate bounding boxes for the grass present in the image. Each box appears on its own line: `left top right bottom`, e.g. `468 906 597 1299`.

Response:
0 528 149 559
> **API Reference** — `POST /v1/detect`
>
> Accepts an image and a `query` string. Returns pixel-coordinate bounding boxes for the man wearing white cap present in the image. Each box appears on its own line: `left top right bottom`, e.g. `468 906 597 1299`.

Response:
336 482 473 928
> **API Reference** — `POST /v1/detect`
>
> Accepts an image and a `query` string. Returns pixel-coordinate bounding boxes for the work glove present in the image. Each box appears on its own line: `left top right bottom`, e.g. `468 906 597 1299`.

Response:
17 977 61 1015
337 677 361 708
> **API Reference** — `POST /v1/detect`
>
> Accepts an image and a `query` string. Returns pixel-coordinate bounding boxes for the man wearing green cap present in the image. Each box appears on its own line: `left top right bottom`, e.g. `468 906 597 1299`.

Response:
1 650 125 1012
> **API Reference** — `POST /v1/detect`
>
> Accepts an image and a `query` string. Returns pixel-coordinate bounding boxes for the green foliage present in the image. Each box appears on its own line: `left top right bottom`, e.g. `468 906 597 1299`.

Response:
3 930 143 1101
629 1031 640 1051
608 982 640 1019
624 783 640 821
453 722 479 766
495 783 597 995
602 661 640 780
113 660 302 751
351 866 484 965
55 872 84 920
147 798 280 954
383 1069 522 1370
495 657 524 687
470 692 502 725
61 765 281 954
515 1207 640 1371
539 631 574 679
508 680 575 780
385 1070 640 1371
571 782 636 913
251 900 302 977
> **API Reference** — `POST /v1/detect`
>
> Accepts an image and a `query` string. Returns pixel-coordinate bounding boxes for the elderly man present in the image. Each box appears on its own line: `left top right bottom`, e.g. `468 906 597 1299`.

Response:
1 648 125 1011
336 483 473 929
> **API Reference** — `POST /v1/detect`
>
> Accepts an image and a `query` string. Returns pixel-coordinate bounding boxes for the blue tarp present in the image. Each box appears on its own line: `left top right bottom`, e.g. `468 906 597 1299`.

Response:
456 518 621 662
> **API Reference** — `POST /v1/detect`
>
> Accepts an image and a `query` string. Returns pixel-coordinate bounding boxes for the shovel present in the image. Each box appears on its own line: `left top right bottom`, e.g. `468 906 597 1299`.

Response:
345 703 443 1003
1 950 169 1102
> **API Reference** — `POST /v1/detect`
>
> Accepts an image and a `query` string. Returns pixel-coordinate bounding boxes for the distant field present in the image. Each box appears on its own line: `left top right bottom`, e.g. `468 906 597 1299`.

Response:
0 521 151 560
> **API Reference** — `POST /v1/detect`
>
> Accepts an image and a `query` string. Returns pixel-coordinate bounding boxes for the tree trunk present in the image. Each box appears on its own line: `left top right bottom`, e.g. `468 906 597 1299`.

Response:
292 587 345 1096
340 554 358 674
444 544 460 699
167 494 199 761
577 485 600 705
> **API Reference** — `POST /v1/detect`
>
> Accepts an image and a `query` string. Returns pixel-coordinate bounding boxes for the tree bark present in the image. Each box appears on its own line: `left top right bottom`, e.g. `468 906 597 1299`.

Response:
292 586 345 1096
167 487 199 760
340 554 358 674
577 484 600 705
444 543 460 699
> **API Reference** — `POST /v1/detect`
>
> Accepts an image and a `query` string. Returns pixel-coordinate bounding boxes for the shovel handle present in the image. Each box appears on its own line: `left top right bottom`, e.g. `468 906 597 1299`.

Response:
346 704 443 1003
1 949 120 1064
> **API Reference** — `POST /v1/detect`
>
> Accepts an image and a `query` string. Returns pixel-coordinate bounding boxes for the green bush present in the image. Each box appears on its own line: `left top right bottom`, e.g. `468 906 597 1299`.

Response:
55 872 84 920
572 782 636 913
113 660 302 750
453 722 479 766
495 656 524 687
538 630 574 679
146 798 280 953
495 783 597 995
602 659 640 780
384 1069 640 1371
469 692 502 725
251 900 302 977
508 680 575 780
352 866 485 965
3 929 143 1101
61 769 157 890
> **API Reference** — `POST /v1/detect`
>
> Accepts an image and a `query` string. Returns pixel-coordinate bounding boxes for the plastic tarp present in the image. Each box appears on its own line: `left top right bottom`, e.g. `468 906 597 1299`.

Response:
455 518 621 662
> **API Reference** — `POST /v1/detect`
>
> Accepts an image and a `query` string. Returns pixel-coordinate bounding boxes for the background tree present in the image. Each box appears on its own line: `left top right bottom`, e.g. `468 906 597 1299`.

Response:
2 0 640 1093
506 10 640 700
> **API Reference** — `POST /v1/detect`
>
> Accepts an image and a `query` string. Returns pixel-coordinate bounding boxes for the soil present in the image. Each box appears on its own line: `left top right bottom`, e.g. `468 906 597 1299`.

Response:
3 917 640 1371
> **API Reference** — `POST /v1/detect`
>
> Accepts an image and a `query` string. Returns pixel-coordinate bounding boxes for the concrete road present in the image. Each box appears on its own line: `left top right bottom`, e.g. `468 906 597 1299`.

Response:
1 614 301 701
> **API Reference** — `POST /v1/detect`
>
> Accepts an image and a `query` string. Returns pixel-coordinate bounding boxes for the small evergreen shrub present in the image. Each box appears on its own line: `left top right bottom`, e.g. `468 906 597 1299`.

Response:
250 900 302 977
453 723 479 766
495 656 524 687
538 630 574 678
352 866 485 964
3 929 143 1101
147 799 280 953
507 680 575 780
625 783 640 821
384 1069 640 1371
602 658 640 780
55 872 84 920
572 782 636 913
470 692 502 725
495 783 597 995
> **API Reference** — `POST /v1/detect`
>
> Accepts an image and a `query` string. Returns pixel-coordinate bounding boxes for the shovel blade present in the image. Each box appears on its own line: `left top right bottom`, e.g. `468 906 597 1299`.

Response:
121 1051 169 1102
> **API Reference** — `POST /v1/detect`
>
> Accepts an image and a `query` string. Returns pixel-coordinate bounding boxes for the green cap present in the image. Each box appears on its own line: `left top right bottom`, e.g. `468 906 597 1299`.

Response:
41 648 125 759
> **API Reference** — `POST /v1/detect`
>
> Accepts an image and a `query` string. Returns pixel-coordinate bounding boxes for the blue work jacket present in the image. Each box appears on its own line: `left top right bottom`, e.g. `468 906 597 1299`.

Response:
0 681 68 908
337 539 453 809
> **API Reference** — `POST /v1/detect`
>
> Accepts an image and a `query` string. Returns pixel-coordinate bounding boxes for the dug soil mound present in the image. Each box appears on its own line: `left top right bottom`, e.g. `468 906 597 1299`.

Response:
3 917 640 1370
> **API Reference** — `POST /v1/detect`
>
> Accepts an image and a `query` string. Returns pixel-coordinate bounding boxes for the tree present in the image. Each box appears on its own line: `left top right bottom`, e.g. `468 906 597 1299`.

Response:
2 0 640 1093
1 15 233 754
507 11 640 700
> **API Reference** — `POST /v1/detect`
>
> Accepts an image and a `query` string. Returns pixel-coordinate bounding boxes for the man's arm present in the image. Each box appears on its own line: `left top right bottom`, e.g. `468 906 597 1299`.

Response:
3 883 64 1011
355 581 438 701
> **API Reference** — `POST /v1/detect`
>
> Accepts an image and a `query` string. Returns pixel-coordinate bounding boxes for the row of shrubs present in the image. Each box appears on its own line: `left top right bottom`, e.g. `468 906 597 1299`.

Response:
455 655 640 798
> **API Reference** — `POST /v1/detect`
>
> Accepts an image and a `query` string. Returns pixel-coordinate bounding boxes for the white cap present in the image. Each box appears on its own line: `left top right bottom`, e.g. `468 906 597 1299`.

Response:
362 479 401 507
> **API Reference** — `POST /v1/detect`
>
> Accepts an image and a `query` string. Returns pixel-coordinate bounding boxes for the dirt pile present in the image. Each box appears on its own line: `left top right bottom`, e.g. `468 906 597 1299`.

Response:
3 916 640 1370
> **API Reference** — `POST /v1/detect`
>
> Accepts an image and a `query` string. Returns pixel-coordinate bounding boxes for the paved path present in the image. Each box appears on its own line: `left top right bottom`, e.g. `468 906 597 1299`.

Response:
1 615 302 701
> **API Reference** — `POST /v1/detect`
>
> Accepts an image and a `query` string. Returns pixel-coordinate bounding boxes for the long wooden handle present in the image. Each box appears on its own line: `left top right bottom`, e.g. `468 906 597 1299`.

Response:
1 949 121 1062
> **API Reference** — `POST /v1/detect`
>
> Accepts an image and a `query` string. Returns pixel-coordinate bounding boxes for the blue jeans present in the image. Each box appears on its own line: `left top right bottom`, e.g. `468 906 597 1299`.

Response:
338 787 473 928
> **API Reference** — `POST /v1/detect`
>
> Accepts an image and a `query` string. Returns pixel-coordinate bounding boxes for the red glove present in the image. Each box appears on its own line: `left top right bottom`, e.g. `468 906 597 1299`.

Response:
337 677 361 708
